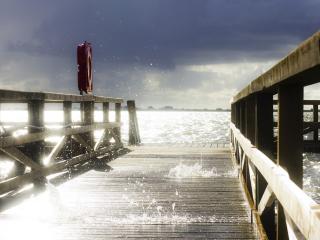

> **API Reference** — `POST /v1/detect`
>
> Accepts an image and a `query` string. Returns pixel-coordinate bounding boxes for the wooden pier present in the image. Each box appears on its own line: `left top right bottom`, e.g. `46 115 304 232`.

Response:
0 145 259 240
1 31 320 240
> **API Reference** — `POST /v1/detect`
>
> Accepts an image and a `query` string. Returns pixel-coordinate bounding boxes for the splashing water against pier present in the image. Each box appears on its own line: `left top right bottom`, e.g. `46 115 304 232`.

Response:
167 163 218 178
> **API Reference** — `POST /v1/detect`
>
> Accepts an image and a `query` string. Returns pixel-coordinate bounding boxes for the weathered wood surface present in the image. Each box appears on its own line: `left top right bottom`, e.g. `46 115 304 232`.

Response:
0 146 258 239
0 89 123 103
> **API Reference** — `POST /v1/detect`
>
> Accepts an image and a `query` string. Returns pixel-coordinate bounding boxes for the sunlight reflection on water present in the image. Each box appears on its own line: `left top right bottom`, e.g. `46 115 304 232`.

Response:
0 110 320 204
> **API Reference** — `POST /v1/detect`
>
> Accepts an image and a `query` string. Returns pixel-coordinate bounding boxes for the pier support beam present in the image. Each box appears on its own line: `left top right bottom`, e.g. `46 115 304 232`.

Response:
277 85 303 240
81 101 94 148
240 101 246 136
255 92 276 240
313 104 318 142
115 102 121 142
103 102 109 123
63 101 72 159
277 85 303 187
245 95 256 143
28 100 45 165
236 102 241 129
127 100 141 145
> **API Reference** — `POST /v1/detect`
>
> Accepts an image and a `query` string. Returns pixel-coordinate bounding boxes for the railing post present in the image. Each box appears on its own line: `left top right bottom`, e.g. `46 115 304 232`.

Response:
82 101 94 148
277 85 303 240
103 102 109 123
115 102 121 142
235 102 239 129
127 100 141 145
313 104 318 143
246 95 256 143
278 85 303 186
240 100 246 135
231 103 235 124
255 92 276 240
28 99 45 166
63 101 72 159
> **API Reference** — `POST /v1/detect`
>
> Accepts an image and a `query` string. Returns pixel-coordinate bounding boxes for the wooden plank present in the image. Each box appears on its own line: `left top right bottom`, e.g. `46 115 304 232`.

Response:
233 31 320 102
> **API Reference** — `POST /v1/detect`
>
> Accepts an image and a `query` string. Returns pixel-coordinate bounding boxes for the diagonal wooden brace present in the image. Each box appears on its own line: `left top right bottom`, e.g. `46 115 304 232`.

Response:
72 134 94 152
1 146 42 170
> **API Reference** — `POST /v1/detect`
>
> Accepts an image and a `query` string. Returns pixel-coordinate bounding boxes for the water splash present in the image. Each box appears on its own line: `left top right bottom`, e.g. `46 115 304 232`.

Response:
167 163 218 178
172 202 176 212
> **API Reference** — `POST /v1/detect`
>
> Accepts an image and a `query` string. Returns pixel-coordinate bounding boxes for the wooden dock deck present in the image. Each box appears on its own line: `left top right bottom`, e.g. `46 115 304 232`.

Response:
0 145 258 239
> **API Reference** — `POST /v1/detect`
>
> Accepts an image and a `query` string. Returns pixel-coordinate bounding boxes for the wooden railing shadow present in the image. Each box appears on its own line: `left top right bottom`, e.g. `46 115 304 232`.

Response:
0 147 131 213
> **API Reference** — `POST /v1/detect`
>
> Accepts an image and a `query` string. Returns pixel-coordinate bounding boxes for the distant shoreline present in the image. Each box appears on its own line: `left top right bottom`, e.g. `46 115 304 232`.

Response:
135 109 231 112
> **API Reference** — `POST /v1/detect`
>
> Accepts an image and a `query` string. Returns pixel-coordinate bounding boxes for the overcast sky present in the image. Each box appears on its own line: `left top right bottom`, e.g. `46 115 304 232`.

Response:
0 0 319 108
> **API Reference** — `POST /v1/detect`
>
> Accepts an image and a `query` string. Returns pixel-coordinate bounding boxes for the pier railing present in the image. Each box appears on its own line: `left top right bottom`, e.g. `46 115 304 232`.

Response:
0 89 124 196
231 31 320 240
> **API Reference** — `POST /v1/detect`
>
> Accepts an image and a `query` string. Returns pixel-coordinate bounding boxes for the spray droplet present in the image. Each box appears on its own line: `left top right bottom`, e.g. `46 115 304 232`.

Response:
172 202 176 212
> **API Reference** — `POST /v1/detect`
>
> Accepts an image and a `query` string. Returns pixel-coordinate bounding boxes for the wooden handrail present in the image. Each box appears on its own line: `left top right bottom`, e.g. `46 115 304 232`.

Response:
233 31 320 103
0 89 123 103
230 123 320 239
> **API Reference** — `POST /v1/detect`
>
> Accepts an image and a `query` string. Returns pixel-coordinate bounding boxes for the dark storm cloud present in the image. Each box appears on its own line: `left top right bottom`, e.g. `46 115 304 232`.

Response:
0 0 319 107
4 0 320 67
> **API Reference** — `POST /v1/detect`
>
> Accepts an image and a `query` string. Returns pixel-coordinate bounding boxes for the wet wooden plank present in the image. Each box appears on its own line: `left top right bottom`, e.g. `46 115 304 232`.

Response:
0 146 258 239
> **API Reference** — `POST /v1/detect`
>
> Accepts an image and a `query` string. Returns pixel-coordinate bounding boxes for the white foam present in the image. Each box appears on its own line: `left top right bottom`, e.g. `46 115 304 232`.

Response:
167 163 218 178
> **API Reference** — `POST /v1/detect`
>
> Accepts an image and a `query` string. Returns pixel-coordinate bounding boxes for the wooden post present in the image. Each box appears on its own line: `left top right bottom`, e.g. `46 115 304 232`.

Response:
246 95 256 144
28 100 45 165
277 85 303 240
127 100 141 145
115 102 121 141
240 101 246 135
255 92 276 240
278 85 303 187
82 101 94 148
231 103 235 124
236 102 240 129
103 102 109 123
63 101 72 159
313 104 318 142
